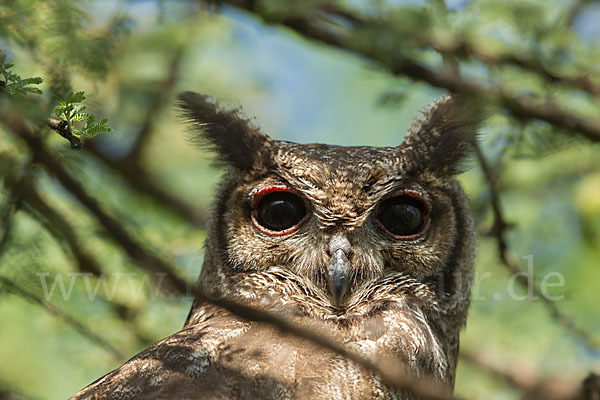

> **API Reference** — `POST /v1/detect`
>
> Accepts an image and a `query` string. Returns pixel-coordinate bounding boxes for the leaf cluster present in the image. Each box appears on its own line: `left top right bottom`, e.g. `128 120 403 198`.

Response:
54 91 112 138
0 51 43 96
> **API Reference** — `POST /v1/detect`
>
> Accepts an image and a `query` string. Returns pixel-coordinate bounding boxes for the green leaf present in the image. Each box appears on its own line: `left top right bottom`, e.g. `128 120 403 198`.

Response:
22 87 43 95
71 112 90 122
67 91 86 103
81 124 112 137
20 77 43 85
0 59 43 97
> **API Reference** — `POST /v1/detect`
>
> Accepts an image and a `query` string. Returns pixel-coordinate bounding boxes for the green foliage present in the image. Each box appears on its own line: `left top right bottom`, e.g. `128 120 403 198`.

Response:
54 91 112 138
0 51 43 96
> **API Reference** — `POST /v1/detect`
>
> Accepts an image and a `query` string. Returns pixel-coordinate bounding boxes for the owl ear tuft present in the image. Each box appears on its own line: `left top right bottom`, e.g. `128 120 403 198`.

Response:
399 95 485 176
177 92 273 170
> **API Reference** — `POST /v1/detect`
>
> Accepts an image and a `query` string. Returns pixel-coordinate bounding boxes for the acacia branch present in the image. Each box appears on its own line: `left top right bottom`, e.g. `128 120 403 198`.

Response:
45 121 207 226
214 0 600 142
322 1 600 100
0 275 123 360
13 170 155 345
124 49 183 164
0 200 17 261
83 143 207 225
473 143 600 351
461 350 599 400
1 114 451 400
434 39 600 100
0 166 26 261
0 156 154 351
43 48 206 226
47 117 82 149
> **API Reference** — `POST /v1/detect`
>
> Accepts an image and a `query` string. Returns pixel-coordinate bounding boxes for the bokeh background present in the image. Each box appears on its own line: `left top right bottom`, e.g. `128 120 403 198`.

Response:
1 0 599 398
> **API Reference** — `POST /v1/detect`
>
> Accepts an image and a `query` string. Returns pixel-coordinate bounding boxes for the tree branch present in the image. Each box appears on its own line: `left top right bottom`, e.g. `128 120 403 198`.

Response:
433 38 600 100
42 48 207 226
213 0 600 142
15 171 155 345
473 142 600 351
0 165 27 262
47 117 82 150
124 49 183 164
461 349 599 400
84 142 208 226
0 275 123 360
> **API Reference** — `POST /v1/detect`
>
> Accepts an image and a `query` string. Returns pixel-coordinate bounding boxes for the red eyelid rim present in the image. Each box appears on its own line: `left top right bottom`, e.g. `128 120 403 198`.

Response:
375 189 431 241
251 186 297 208
250 186 309 236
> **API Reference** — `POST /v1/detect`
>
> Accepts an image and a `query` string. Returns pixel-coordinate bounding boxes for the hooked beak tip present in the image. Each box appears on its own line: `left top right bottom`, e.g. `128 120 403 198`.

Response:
327 248 351 308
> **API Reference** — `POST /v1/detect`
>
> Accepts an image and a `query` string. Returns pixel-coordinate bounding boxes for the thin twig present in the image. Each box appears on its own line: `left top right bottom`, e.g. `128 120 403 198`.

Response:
433 39 600 100
84 143 207 225
124 49 183 164
0 275 123 360
461 349 598 400
0 167 26 261
565 0 593 28
47 117 82 149
13 169 155 345
473 142 600 351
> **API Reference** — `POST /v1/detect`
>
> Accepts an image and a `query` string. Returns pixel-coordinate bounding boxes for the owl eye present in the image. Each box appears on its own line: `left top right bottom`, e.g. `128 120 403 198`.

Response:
251 187 307 235
375 194 429 239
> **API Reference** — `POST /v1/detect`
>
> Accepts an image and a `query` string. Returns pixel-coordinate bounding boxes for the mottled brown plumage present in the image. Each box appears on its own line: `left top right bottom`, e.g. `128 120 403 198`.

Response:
72 92 483 400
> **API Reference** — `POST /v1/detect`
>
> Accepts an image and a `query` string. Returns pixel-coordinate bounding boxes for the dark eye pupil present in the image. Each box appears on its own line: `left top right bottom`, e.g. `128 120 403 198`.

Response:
256 192 306 231
376 196 425 237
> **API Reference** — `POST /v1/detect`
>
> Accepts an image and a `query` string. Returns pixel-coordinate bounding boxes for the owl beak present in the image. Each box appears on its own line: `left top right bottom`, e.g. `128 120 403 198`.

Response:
328 250 350 307
327 233 352 308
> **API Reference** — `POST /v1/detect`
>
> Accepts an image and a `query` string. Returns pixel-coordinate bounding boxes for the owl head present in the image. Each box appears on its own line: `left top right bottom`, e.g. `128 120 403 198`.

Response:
179 92 482 318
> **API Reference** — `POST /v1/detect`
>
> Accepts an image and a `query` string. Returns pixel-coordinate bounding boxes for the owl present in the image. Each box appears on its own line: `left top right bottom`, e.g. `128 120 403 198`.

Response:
71 92 482 399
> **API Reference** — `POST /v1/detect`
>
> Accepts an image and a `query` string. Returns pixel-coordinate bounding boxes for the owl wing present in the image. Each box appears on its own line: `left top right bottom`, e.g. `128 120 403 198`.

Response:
70 308 387 400
70 313 288 400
